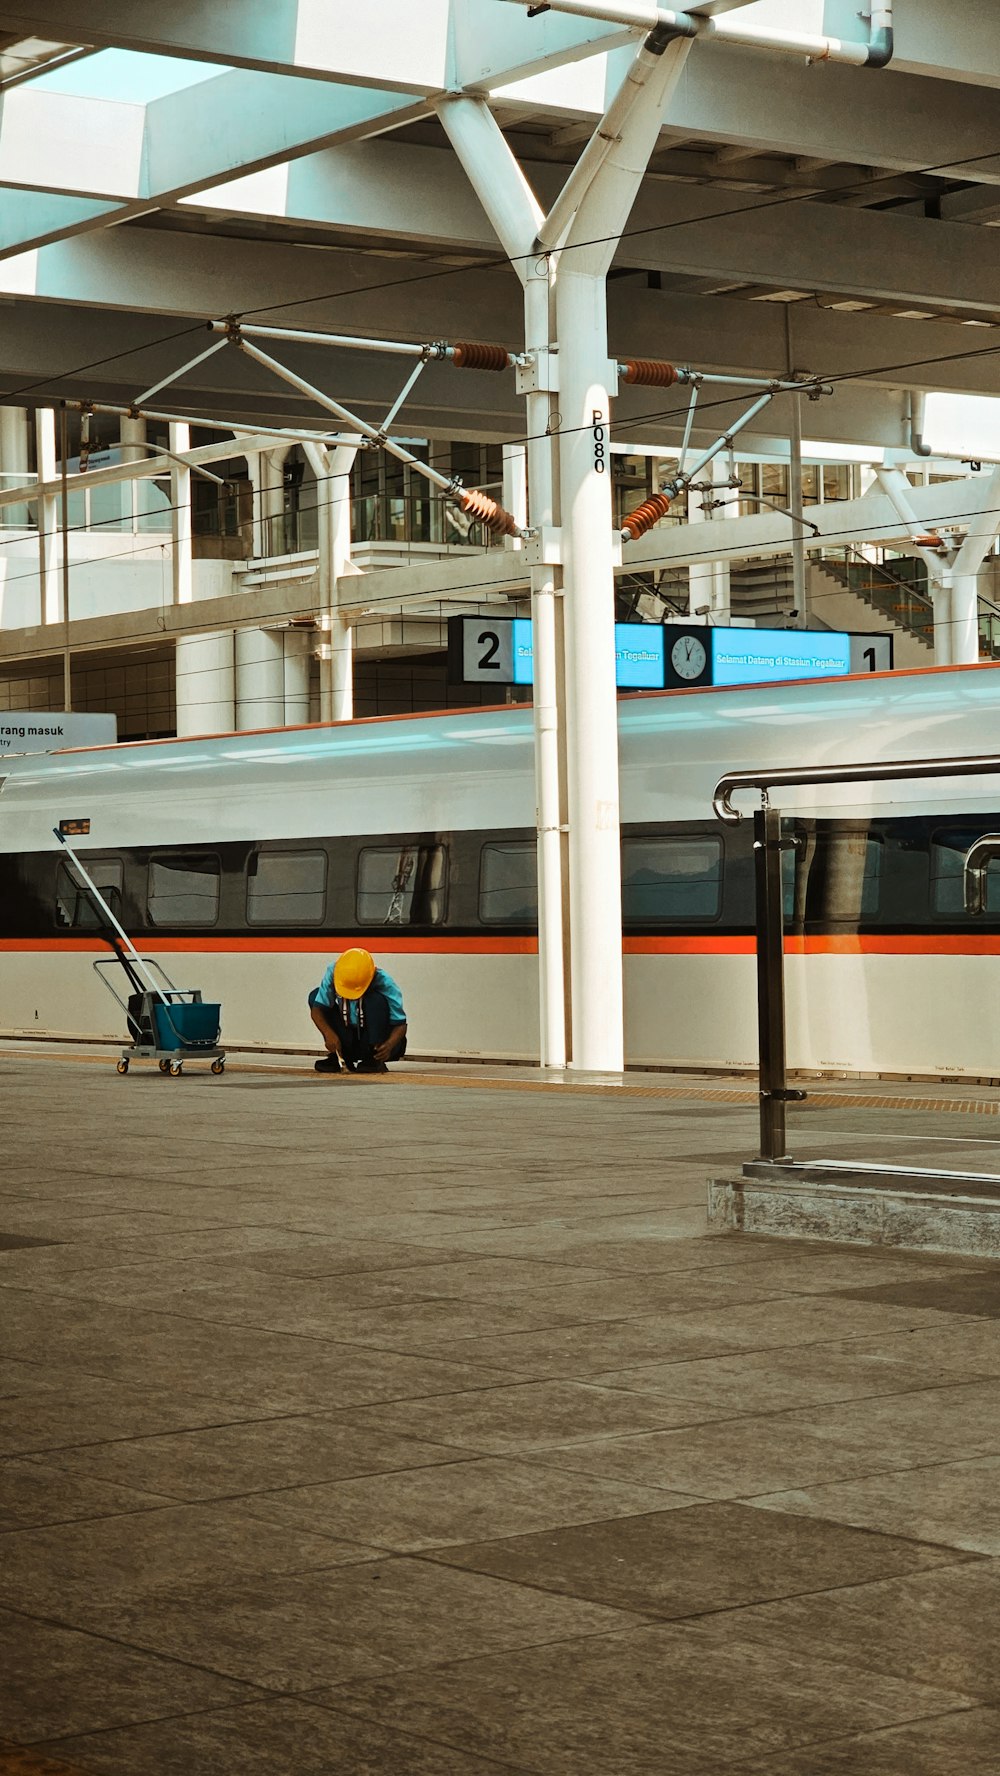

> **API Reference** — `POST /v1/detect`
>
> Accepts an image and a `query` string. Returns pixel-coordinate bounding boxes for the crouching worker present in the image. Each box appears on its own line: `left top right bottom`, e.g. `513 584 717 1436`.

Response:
309 948 407 1075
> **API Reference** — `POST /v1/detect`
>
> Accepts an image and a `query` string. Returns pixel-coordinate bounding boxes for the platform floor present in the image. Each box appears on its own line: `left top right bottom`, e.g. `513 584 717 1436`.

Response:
3 1050 1000 1774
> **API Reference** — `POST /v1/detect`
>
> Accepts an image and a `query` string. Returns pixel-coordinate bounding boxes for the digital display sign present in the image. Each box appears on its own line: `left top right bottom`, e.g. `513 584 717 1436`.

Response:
511 619 665 689
711 629 852 687
448 616 892 692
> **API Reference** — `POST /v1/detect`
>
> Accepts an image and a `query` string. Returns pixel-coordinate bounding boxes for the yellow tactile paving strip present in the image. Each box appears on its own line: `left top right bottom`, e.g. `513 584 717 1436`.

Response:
7 1044 1000 1117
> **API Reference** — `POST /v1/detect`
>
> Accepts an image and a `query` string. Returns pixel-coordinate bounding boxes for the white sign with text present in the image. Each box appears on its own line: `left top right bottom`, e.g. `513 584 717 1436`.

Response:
0 712 117 755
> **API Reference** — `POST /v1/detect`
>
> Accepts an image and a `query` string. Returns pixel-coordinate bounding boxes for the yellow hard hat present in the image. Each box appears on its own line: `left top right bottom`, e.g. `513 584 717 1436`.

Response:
333 947 376 1000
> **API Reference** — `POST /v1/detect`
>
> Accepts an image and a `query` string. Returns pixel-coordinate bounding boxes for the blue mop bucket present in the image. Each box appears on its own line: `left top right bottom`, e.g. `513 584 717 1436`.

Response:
152 1000 222 1052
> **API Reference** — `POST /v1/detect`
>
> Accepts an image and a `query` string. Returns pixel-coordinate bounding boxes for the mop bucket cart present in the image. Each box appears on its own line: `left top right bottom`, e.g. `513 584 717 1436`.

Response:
93 957 225 1077
54 824 226 1079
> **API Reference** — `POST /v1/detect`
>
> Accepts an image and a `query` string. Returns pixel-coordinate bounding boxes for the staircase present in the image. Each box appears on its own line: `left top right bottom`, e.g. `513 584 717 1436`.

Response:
809 558 934 668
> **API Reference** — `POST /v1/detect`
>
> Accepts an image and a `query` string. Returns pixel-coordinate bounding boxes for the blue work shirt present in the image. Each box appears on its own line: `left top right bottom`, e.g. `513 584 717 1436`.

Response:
314 965 406 1030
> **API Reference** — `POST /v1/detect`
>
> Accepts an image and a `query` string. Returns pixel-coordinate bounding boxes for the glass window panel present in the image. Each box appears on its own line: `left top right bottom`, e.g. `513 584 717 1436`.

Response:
357 844 446 926
480 842 538 926
932 829 1000 915
783 830 882 921
147 854 220 926
621 837 722 924
248 850 326 926
55 859 123 929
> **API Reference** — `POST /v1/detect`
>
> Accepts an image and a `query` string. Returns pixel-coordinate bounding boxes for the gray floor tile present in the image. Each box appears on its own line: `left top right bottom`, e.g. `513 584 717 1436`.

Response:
837 1269 1000 1318
52 1698 524 1775
0 1606 252 1743
729 1706 1000 1775
328 1620 976 1773
586 1339 988 1415
524 1384 1000 1497
0 1499 378 1614
687 1562 1000 1700
243 1456 695 1550
750 1456 1000 1554
84 1558 645 1691
0 1459 173 1529
0 1377 269 1457
432 1501 970 1618
36 1417 467 1503
346 1379 692 1452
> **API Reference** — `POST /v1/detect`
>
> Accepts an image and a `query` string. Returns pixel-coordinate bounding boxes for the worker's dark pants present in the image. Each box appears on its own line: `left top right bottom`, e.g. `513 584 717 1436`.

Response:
308 988 407 1067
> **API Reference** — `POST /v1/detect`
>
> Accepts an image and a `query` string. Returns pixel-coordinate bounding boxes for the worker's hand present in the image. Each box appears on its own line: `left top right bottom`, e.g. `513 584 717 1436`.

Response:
373 1039 391 1062
326 1037 343 1059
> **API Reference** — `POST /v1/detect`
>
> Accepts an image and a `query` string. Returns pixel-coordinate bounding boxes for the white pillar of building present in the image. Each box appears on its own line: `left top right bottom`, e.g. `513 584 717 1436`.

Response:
169 421 193 606
249 446 290 557
304 441 356 722
35 407 59 627
0 406 30 528
502 442 527 548
551 33 693 1072
688 456 733 624
235 627 285 730
875 466 955 666
947 465 1000 665
437 95 568 1068
283 629 313 725
439 29 692 1072
175 631 235 737
120 414 147 531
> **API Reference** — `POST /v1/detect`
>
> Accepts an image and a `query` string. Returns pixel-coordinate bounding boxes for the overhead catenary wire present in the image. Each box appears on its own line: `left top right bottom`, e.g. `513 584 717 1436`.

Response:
8 131 1000 411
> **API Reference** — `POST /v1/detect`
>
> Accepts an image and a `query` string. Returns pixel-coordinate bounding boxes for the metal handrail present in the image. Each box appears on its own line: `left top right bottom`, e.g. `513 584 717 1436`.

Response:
834 542 933 611
714 754 1000 825
964 835 1000 915
712 751 1000 1165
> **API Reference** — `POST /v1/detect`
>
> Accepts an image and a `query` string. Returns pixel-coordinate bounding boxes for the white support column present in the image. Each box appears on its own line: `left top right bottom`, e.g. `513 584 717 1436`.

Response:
502 443 527 548
169 421 193 606
35 408 58 627
554 32 693 1073
875 466 954 666
0 406 30 528
438 94 569 1069
235 627 285 730
688 456 732 624
949 465 1000 666
950 574 980 666
556 263 623 1070
175 631 235 737
304 441 356 722
283 629 313 725
440 30 692 1072
120 414 147 532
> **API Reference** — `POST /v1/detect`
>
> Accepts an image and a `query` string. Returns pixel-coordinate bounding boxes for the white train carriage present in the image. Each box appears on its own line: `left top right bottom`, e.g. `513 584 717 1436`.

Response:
3 662 1000 1077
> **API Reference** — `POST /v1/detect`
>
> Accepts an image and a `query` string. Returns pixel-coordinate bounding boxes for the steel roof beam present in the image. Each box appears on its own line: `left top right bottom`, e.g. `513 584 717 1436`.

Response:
0 73 424 256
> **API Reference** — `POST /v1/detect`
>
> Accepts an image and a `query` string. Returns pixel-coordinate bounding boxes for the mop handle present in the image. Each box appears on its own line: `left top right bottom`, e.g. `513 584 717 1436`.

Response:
53 828 166 1002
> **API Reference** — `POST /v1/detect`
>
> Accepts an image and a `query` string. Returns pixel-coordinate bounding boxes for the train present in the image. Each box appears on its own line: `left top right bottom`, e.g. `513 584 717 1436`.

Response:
3 661 1000 1079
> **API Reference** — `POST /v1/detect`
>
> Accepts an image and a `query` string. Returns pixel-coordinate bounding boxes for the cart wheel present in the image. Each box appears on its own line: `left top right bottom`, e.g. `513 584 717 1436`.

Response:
210 1059 225 1075
116 1058 129 1075
168 1060 183 1077
158 1059 170 1073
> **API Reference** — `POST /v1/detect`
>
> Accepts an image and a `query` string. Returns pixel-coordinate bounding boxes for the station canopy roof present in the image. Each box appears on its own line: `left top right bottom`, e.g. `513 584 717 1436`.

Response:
0 1 999 452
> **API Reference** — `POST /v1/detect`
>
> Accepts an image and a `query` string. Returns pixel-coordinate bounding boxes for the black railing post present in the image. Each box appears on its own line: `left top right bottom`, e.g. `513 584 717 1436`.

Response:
754 803 792 1162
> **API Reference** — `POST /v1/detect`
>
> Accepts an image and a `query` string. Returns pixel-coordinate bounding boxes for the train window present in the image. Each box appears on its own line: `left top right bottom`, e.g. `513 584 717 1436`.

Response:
357 844 447 926
147 854 220 926
248 849 326 925
480 842 538 925
782 829 883 922
931 829 1000 915
621 836 722 923
55 859 123 929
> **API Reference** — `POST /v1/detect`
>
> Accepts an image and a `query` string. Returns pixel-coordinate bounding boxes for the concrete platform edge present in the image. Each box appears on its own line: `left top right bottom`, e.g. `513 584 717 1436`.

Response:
708 1170 1000 1258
